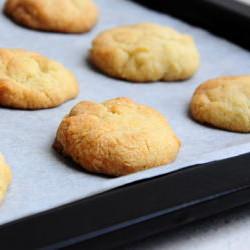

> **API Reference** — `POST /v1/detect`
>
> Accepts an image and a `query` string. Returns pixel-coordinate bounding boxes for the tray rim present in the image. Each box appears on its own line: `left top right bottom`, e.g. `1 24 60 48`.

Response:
134 0 250 50
1 152 250 249
1 0 250 248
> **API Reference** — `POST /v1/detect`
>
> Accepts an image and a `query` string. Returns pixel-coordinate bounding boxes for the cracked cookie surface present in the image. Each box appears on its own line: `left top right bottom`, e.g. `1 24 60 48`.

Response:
0 154 12 204
0 48 79 109
54 97 181 176
4 0 99 33
191 76 250 132
90 23 200 82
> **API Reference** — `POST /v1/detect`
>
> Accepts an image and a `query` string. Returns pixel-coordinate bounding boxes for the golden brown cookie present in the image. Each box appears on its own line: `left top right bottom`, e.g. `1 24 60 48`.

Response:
90 23 200 82
54 97 181 176
191 76 250 132
0 154 12 203
0 48 79 109
4 0 99 33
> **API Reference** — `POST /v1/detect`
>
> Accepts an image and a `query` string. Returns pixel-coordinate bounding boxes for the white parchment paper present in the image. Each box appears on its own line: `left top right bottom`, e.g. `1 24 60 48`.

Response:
1 0 250 225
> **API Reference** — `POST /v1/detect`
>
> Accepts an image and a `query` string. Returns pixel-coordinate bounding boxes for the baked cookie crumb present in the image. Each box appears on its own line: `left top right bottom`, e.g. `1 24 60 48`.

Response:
54 97 181 176
4 0 99 33
191 76 250 132
90 23 200 82
0 154 12 203
0 48 79 109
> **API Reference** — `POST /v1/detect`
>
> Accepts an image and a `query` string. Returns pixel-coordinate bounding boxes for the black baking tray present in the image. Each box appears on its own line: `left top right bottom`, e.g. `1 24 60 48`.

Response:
1 0 250 249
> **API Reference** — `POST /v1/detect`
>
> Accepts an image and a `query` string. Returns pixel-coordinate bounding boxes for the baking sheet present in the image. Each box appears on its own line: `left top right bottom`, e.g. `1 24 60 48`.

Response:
1 0 250 226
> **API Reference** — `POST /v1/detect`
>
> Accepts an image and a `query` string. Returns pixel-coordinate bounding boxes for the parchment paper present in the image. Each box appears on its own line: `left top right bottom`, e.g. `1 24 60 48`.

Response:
1 0 250 225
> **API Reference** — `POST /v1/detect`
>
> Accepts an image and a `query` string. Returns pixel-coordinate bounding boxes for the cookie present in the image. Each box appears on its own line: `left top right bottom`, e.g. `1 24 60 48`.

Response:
0 48 79 109
4 0 99 33
54 97 181 176
191 76 250 132
90 23 200 82
0 154 12 203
